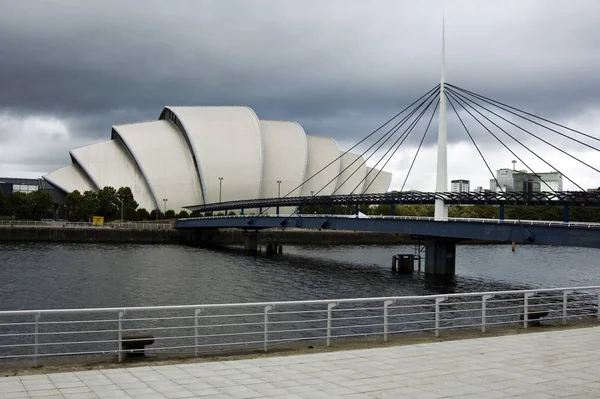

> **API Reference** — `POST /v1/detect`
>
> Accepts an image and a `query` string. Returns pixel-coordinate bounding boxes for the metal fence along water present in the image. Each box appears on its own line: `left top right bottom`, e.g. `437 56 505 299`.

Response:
0 286 598 366
0 220 172 230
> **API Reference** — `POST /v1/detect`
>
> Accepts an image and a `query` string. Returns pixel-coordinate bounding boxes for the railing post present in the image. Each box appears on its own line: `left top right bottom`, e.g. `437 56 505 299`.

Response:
481 295 494 333
118 311 125 363
33 313 40 367
383 300 395 342
523 292 535 329
194 308 202 357
598 290 600 321
435 297 447 337
326 302 338 347
562 290 573 325
264 305 273 353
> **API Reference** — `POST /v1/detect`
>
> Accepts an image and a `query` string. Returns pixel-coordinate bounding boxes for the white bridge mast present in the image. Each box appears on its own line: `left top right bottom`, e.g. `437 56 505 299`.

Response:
434 18 449 220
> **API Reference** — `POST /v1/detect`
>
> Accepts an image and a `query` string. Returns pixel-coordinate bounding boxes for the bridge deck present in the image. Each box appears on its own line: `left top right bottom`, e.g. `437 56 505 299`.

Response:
176 215 600 248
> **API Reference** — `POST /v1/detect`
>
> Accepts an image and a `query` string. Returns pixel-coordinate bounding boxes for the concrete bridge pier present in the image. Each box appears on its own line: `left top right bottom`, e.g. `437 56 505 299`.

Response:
243 231 259 253
424 239 456 276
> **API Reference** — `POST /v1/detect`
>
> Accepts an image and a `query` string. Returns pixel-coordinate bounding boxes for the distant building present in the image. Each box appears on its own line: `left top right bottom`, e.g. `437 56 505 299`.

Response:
451 179 470 193
0 177 64 203
490 168 563 193
588 188 600 192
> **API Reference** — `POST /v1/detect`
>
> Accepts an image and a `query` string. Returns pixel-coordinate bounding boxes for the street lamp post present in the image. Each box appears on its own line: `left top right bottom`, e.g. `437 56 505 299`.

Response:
218 177 223 203
277 180 282 198
512 160 517 171
163 198 168 214
310 190 314 196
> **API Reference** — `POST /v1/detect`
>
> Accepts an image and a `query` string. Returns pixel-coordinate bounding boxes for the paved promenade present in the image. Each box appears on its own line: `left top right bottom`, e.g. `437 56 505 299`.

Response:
1 327 599 398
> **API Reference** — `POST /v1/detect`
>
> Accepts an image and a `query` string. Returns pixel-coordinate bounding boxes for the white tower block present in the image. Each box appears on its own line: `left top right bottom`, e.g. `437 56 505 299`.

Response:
434 19 449 220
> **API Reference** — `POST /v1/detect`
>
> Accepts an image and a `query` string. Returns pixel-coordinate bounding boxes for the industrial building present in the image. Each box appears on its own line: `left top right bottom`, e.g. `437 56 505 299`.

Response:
0 177 63 203
490 168 563 193
43 106 393 213
451 179 470 193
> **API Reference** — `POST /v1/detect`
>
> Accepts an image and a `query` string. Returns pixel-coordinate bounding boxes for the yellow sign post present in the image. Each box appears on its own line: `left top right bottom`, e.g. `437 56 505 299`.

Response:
92 216 104 226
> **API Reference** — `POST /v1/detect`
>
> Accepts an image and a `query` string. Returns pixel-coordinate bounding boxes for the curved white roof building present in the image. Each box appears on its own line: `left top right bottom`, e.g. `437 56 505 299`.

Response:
111 120 202 213
334 152 367 195
43 106 393 214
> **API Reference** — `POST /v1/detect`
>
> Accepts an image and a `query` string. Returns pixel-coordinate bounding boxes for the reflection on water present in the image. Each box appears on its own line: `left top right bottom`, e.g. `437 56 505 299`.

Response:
0 242 599 310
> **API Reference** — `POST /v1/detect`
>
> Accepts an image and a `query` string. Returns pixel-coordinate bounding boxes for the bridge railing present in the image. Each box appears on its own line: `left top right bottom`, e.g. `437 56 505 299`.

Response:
180 214 600 229
0 220 173 230
0 286 598 366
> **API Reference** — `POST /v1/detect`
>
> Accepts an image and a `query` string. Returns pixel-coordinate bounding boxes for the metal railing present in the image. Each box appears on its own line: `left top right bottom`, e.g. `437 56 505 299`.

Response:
0 286 598 365
0 220 173 230
181 214 600 229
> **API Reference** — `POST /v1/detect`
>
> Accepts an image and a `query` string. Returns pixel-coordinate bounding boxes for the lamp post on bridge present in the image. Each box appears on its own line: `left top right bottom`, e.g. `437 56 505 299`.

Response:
276 180 282 216
162 198 168 215
218 177 223 203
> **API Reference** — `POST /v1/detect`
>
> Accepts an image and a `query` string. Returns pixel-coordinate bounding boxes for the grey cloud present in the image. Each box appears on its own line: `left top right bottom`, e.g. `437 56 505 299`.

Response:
1 0 600 183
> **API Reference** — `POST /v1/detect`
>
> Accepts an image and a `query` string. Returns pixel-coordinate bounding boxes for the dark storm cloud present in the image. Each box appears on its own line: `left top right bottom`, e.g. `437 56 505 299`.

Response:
1 0 600 182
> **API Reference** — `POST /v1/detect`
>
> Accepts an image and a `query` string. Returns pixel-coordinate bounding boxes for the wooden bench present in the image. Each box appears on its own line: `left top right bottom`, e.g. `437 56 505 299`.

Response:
122 333 155 356
519 310 549 327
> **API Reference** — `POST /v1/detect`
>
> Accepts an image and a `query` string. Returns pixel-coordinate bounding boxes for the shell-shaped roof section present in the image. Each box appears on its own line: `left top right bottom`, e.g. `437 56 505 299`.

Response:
362 167 393 194
259 120 307 199
300 135 341 196
69 140 156 211
160 106 263 204
334 152 367 195
42 163 96 194
112 120 203 213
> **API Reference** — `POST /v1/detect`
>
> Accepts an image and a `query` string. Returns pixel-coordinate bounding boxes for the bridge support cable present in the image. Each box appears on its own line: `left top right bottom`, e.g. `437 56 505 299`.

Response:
256 87 440 216
445 89 560 195
328 91 439 197
445 92 505 198
446 83 600 145
354 94 440 195
280 84 440 200
360 96 440 194
446 85 600 166
401 101 440 192
446 87 589 190
323 89 440 197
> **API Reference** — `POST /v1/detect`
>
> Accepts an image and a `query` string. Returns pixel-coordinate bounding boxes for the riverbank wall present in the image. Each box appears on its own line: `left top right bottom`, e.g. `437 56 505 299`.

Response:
0 226 415 246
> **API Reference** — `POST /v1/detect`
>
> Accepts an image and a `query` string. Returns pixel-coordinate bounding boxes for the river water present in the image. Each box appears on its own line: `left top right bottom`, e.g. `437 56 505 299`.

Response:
1 242 599 311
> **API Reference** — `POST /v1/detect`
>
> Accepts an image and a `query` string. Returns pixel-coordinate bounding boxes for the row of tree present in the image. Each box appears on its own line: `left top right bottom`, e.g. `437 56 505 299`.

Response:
0 186 190 221
0 190 55 220
2 186 600 222
63 187 190 221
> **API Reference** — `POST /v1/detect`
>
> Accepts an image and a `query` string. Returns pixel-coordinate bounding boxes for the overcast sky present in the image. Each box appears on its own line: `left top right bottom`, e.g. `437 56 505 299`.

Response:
1 0 599 191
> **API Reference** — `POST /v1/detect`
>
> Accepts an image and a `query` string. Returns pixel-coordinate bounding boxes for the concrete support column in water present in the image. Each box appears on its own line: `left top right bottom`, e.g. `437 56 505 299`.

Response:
425 239 456 276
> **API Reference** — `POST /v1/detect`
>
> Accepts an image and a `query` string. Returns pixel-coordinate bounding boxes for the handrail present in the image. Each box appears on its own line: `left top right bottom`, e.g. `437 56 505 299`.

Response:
0 220 173 230
178 214 600 229
2 285 599 316
1 285 598 365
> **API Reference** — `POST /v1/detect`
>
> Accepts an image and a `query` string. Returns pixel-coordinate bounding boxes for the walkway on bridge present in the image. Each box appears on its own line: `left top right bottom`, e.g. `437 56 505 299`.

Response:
2 326 599 398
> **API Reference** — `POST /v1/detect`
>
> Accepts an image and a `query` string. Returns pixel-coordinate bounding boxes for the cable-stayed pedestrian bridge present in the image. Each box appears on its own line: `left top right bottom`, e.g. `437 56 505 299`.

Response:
177 32 600 276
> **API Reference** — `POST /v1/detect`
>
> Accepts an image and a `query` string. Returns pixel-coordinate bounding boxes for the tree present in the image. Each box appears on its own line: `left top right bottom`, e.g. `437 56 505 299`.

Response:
136 208 150 220
0 189 7 216
117 187 138 211
177 210 190 219
97 186 119 219
164 209 176 219
81 190 100 220
7 192 30 219
65 190 84 220
149 210 163 220
28 190 54 219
